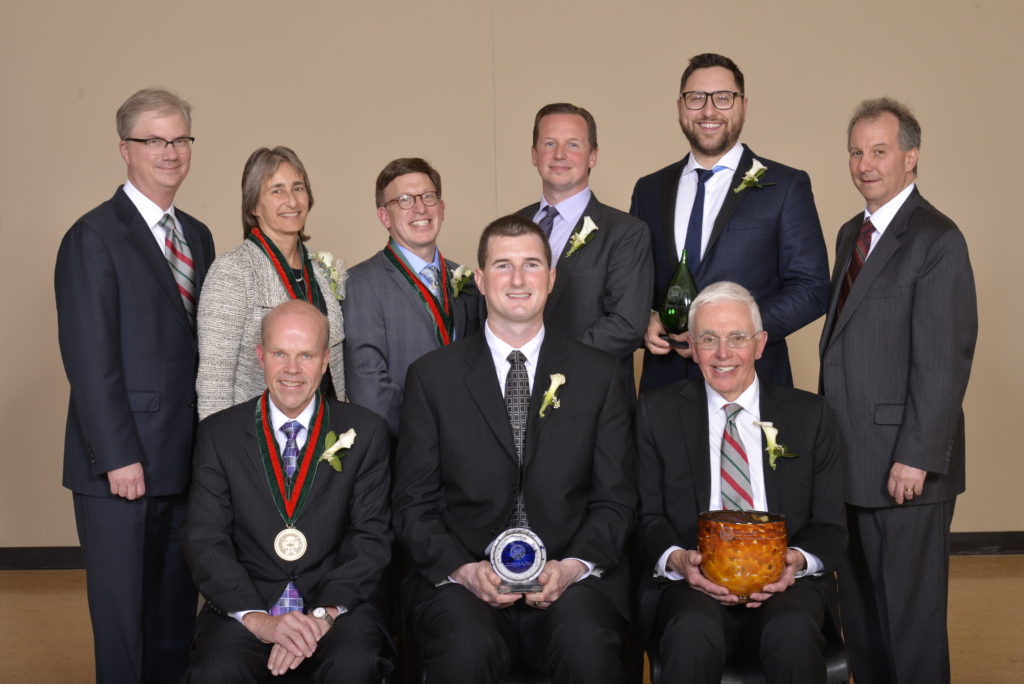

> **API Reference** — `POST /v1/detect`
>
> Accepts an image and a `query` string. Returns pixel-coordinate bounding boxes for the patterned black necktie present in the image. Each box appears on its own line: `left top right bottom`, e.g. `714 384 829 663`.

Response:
504 350 530 528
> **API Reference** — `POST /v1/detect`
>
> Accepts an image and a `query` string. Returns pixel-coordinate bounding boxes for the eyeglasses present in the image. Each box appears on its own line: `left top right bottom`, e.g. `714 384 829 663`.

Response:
694 331 761 350
382 191 441 210
123 136 195 153
679 91 743 111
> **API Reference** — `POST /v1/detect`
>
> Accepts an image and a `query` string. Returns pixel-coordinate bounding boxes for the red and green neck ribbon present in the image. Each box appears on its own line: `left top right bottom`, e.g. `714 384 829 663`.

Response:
383 239 454 346
247 227 323 308
254 391 330 525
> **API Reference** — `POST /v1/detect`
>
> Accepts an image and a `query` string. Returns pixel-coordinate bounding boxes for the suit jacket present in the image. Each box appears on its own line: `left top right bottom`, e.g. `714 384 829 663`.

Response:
819 188 977 508
196 240 346 420
183 397 392 613
392 330 637 617
630 146 829 391
342 248 480 436
56 186 215 497
517 194 654 372
635 378 847 575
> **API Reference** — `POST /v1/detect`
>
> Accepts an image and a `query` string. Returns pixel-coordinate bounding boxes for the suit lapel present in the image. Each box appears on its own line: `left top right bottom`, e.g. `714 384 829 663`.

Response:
678 381 712 512
699 146 754 278
757 384 783 513
547 195 603 311
117 189 194 334
525 336 569 463
463 334 516 461
379 249 437 328
660 160 686 271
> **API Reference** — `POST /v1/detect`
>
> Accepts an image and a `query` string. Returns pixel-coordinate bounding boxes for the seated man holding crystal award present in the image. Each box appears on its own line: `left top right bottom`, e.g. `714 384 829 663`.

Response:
183 300 393 683
635 282 847 684
392 215 637 683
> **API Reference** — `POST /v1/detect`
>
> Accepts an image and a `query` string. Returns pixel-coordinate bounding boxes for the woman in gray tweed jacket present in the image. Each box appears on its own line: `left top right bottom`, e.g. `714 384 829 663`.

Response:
196 146 346 420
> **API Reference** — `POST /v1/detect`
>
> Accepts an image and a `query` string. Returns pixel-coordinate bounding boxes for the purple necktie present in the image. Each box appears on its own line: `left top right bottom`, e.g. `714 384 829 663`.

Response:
537 205 559 239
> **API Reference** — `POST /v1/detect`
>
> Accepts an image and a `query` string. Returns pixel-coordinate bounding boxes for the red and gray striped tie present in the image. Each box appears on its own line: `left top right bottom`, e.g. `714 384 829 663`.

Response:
159 213 196 323
720 403 753 510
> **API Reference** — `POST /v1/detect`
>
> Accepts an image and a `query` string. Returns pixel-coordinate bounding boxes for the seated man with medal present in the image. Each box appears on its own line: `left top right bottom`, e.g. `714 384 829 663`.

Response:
635 282 847 684
184 300 393 683
392 215 637 683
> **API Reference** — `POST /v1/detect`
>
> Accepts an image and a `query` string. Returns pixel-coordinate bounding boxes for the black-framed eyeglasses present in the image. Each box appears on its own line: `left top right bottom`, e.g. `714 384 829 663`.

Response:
694 331 761 350
679 91 743 111
123 136 195 152
382 191 441 210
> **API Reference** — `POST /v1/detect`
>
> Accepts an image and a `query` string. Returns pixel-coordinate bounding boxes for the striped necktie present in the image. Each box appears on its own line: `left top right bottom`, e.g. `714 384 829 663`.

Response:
720 403 753 510
159 213 196 323
837 220 875 315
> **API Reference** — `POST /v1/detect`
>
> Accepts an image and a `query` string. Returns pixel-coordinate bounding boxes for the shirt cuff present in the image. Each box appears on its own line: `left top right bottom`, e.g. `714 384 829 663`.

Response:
230 609 267 624
790 547 824 577
565 557 595 581
655 546 686 581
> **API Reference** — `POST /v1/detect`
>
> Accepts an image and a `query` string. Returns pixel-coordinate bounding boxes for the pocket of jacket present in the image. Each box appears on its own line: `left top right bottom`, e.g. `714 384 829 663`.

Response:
874 403 904 425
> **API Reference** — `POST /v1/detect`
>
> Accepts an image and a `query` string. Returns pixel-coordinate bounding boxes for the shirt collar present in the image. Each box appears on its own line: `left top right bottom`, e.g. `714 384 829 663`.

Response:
393 241 440 273
705 375 760 418
540 185 592 218
123 179 176 229
863 182 916 234
267 394 318 436
684 142 745 175
484 321 545 368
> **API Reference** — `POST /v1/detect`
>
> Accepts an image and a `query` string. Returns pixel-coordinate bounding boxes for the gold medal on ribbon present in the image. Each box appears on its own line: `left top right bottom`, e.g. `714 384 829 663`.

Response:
274 527 308 561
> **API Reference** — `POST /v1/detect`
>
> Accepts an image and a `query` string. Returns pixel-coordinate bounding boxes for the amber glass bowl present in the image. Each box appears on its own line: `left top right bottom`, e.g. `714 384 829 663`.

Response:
697 510 788 601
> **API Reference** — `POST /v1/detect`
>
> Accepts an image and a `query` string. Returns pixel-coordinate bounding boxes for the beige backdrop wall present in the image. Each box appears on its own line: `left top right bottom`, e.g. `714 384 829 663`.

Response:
1 0 1017 547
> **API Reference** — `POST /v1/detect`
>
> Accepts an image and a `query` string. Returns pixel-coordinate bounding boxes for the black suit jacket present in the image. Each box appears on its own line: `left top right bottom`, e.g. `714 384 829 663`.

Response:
630 147 829 391
819 189 977 508
56 186 215 497
392 330 637 616
635 378 847 575
184 397 392 613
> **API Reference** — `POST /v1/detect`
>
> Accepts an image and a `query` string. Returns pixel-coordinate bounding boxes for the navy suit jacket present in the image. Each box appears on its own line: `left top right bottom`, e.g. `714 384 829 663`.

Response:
393 330 637 617
56 186 215 497
630 146 829 391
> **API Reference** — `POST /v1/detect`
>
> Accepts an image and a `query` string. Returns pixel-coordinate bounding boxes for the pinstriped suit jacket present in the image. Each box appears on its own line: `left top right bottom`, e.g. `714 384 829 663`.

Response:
819 189 977 507
196 239 346 420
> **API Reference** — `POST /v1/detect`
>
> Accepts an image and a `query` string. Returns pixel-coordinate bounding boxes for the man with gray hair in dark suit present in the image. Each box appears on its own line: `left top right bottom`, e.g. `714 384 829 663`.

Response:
819 97 977 684
343 157 479 437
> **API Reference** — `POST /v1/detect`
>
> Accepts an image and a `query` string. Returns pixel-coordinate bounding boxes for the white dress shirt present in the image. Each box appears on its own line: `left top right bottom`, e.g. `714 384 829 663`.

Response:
861 182 916 257
673 142 745 260
123 179 180 256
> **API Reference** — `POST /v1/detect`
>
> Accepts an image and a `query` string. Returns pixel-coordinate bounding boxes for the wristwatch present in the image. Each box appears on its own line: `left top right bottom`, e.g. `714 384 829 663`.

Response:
310 606 335 627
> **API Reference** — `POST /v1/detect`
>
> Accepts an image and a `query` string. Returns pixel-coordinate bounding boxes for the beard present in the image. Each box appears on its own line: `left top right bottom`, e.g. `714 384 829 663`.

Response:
680 119 742 160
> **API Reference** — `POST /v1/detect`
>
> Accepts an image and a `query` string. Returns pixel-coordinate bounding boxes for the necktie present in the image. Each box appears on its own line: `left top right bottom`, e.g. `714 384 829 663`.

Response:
683 168 715 273
537 205 559 239
836 220 876 315
159 213 196 323
504 350 530 528
280 421 302 479
720 403 753 510
270 420 305 616
420 264 441 298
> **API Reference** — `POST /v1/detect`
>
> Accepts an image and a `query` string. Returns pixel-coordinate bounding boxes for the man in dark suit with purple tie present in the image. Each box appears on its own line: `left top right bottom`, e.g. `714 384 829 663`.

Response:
55 88 215 684
630 53 829 393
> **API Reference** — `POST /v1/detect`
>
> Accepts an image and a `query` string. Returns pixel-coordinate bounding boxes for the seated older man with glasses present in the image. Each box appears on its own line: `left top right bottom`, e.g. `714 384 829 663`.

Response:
635 281 847 684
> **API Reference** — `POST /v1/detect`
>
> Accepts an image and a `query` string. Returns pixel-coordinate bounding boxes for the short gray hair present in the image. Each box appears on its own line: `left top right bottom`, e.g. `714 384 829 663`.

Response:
848 97 921 175
689 281 762 333
116 88 192 140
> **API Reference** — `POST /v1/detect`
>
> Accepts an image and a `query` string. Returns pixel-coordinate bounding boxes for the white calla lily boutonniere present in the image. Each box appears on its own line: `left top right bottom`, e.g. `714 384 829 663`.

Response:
733 159 776 194
753 421 797 470
320 428 356 472
538 373 566 418
451 264 473 297
313 251 347 299
563 216 599 257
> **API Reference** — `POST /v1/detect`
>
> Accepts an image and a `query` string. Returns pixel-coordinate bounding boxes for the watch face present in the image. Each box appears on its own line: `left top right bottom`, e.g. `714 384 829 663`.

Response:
312 607 326 617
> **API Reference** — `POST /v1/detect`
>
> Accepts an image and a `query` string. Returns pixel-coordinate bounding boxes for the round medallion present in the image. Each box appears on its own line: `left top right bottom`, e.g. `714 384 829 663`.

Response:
273 527 307 561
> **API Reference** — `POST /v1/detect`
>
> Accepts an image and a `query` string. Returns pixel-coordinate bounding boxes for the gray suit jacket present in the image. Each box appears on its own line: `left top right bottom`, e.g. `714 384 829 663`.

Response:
819 188 977 507
196 240 346 420
517 194 654 366
342 248 479 437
